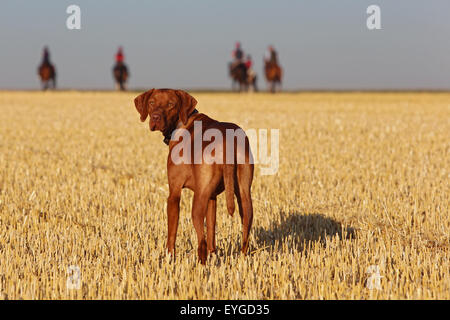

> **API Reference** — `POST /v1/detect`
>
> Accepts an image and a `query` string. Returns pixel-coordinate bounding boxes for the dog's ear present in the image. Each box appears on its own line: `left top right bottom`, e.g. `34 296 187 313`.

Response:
175 90 197 125
134 89 154 122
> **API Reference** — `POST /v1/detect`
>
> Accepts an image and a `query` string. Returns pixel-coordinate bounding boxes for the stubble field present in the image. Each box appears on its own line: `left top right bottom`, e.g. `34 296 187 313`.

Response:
0 91 448 299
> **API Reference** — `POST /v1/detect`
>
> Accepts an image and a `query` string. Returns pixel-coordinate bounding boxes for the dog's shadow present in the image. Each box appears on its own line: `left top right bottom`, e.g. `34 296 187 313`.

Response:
251 212 356 254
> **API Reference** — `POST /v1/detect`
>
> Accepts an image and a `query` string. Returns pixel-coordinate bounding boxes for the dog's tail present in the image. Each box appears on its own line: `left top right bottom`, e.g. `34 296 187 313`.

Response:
223 164 235 216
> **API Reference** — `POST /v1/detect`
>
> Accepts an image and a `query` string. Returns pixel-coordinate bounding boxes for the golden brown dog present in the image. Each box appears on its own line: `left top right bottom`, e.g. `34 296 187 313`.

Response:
134 89 254 264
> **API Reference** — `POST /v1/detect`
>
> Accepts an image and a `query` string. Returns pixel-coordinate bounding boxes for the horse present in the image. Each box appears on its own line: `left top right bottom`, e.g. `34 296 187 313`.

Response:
113 63 129 91
229 62 258 92
264 62 282 93
229 62 248 92
38 63 56 91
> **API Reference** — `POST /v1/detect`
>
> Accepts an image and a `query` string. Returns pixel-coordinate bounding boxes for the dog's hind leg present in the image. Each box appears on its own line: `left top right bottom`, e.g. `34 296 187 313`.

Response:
236 164 254 255
206 197 217 255
192 167 221 264
192 192 208 265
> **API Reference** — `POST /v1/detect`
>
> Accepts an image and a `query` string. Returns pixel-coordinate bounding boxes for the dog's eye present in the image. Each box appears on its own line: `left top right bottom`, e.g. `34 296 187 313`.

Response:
150 101 155 106
168 102 174 108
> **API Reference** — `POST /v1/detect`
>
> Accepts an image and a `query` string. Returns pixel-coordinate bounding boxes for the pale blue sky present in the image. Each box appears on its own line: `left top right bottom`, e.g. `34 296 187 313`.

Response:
1 0 449 90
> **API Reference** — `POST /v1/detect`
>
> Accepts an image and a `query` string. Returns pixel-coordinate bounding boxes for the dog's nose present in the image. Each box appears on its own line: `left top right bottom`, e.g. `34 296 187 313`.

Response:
151 114 161 122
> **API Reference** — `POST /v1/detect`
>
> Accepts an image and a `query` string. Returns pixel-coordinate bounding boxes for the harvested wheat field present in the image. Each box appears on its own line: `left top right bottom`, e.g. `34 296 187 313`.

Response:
0 91 448 299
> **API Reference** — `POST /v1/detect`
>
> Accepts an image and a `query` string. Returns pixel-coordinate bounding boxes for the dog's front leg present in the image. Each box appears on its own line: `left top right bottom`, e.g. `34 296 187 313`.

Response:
167 190 181 257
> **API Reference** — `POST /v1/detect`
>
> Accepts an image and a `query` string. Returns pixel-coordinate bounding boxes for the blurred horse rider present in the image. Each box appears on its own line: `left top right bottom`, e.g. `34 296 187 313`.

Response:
264 45 282 93
245 54 255 79
264 45 278 66
38 46 56 90
231 42 244 71
245 54 258 92
43 47 50 65
113 46 129 91
115 46 124 64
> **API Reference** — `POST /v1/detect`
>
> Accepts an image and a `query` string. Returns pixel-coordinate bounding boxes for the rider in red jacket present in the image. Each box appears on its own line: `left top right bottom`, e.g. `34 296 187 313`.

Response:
245 55 253 70
115 47 124 63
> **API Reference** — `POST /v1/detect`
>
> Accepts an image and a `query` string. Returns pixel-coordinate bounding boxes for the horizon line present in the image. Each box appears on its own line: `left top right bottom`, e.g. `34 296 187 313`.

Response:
2 87 450 93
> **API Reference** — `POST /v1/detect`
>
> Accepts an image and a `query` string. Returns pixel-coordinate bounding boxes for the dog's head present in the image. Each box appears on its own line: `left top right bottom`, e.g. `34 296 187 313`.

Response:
134 88 198 134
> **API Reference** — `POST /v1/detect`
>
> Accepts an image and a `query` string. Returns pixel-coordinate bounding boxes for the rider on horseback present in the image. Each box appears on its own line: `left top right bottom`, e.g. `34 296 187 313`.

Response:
38 46 56 90
264 45 278 67
113 47 129 91
42 47 51 65
231 42 244 72
245 55 255 79
264 45 282 93
245 54 252 70
115 46 124 64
